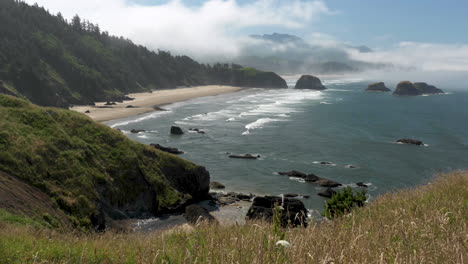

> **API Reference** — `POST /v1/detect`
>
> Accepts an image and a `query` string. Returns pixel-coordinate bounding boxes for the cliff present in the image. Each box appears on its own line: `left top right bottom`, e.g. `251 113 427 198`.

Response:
0 94 210 230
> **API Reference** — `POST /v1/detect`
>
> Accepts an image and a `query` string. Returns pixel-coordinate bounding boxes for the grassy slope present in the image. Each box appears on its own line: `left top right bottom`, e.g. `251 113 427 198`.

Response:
0 171 466 263
0 94 202 229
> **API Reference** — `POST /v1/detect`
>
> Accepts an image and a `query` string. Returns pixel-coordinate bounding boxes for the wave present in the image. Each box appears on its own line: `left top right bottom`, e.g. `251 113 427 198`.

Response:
110 110 173 128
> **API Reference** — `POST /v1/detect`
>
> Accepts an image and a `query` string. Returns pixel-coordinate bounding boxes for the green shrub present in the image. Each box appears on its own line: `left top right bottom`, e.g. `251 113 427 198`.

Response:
323 187 366 218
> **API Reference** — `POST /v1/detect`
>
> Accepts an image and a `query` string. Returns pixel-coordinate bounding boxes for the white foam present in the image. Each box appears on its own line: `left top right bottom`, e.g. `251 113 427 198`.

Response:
320 102 332 105
245 118 281 130
110 110 173 128
289 177 306 183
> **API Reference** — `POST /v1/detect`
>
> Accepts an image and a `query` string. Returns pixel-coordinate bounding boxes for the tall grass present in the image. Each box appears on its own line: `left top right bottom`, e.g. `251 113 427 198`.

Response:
0 171 466 263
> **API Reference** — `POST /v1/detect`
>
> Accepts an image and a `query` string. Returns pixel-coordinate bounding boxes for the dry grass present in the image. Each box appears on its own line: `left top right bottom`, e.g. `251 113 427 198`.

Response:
1 171 467 263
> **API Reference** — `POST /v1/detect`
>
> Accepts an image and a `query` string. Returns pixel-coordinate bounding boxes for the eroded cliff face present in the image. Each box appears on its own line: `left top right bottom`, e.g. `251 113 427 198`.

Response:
0 94 210 230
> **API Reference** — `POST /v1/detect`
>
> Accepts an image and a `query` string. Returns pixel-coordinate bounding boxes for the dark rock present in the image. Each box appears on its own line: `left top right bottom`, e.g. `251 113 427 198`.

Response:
278 170 341 187
294 75 326 90
246 196 308 227
396 138 423 146
303 195 310 199
228 154 260 159
184 204 216 225
88 102 96 106
85 110 90 113
161 165 210 201
210 181 225 189
345 165 357 169
130 129 145 133
278 170 307 178
150 144 184 155
283 193 299 198
170 126 184 135
356 182 368 187
393 81 422 96
123 96 135 101
413 82 444 94
318 188 337 198
366 82 391 92
126 105 137 108
189 128 206 134
304 174 321 182
105 101 117 106
153 106 168 111
315 179 342 188
319 161 333 165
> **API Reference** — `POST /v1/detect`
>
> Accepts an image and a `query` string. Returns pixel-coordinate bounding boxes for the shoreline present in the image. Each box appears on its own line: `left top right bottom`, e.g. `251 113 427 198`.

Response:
71 85 244 122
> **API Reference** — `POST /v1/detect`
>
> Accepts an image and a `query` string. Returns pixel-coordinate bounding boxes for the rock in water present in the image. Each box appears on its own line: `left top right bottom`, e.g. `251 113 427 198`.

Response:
184 204 216 225
246 196 308 227
393 81 422 96
356 182 368 187
210 181 225 189
413 82 444 94
317 188 337 198
366 82 391 92
294 75 326 90
396 139 424 146
170 126 184 135
228 154 260 159
150 144 184 154
130 129 145 133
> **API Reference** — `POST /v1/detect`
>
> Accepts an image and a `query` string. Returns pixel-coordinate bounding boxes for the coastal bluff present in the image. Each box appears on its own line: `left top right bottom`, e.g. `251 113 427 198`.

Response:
0 94 210 230
294 75 326 90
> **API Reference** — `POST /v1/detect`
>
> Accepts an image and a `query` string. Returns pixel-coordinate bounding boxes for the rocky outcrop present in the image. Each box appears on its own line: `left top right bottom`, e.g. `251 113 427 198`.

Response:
210 181 225 189
413 82 444 94
228 154 260 159
189 128 205 134
278 170 342 187
161 165 210 202
150 144 184 155
396 139 424 146
184 204 216 225
356 182 368 187
231 69 288 88
210 192 254 206
318 188 337 198
393 81 421 96
130 129 145 133
246 196 308 227
170 126 184 135
294 75 326 90
366 82 390 92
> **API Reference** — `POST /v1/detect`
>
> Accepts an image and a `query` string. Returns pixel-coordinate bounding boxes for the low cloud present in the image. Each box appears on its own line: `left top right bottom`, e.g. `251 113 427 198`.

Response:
27 0 334 60
348 42 468 72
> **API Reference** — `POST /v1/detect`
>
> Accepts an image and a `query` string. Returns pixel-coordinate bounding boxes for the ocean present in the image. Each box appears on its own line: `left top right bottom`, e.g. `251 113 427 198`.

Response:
107 77 468 211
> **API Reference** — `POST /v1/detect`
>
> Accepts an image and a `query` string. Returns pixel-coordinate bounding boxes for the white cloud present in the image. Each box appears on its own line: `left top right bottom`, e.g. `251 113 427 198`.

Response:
348 42 468 72
26 0 334 60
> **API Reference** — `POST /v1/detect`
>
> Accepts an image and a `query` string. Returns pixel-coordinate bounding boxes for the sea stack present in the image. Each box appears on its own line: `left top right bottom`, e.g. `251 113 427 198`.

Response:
366 82 391 92
294 75 326 90
393 81 422 96
413 82 444 94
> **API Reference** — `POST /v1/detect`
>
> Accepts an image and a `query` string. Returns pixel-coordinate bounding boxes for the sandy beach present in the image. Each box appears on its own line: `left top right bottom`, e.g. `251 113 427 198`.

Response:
71 85 243 122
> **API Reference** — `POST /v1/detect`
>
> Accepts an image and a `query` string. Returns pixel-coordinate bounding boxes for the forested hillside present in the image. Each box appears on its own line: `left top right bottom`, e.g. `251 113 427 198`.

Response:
0 0 286 107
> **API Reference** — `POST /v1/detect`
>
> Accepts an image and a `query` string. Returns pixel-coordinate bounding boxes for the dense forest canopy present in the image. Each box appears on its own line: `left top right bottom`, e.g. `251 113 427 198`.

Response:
0 0 286 107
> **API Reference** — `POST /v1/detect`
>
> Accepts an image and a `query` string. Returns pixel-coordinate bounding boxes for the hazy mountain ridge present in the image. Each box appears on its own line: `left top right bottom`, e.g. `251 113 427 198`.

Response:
235 33 387 75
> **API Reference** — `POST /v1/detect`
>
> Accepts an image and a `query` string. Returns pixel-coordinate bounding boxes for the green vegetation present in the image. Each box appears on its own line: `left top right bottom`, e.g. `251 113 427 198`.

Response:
0 94 207 229
0 171 465 263
323 187 367 219
0 0 286 107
